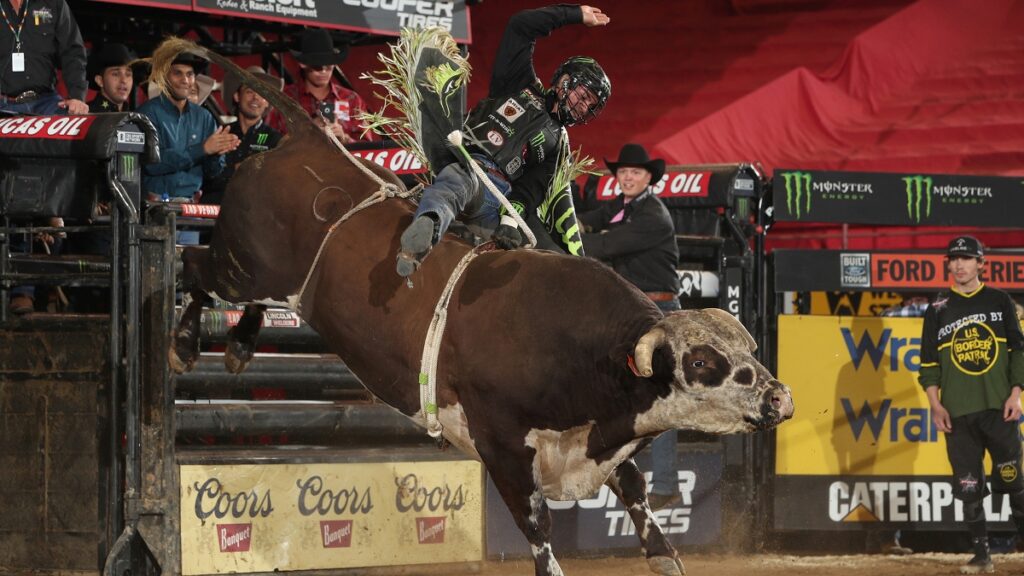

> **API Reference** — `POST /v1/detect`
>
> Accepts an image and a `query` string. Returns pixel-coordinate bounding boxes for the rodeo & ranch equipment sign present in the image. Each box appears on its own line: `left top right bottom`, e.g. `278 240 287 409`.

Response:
91 0 472 42
772 169 1024 227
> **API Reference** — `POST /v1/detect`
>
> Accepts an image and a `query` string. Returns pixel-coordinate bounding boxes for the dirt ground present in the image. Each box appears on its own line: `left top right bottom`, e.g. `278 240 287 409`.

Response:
457 552 1024 575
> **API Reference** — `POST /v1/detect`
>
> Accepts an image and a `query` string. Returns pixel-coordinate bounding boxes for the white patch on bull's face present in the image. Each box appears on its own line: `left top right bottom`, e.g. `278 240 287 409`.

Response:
525 425 643 500
633 311 794 437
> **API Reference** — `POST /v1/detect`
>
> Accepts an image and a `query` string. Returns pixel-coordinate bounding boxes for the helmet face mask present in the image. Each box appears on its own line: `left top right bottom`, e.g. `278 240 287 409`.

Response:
551 56 610 127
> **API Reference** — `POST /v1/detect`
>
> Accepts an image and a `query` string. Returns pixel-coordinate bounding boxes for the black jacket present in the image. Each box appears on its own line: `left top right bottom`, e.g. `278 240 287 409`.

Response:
466 4 581 218
580 190 680 294
88 93 129 113
0 0 86 99
201 119 282 205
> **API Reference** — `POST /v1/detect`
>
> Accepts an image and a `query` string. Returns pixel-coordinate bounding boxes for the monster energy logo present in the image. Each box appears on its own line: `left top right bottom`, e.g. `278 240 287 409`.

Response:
530 132 546 147
425 61 466 119
120 154 136 183
902 175 932 222
780 171 812 219
255 132 269 146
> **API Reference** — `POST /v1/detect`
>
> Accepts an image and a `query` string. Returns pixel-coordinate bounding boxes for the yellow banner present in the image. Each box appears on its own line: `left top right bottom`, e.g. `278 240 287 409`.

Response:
807 291 904 316
180 460 483 575
776 315 952 476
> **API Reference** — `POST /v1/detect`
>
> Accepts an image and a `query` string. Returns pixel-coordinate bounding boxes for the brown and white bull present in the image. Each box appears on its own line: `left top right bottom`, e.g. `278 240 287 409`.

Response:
170 46 794 576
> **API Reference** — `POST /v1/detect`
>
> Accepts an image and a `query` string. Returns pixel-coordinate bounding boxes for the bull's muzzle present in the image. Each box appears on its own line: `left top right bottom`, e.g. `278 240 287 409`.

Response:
752 381 794 430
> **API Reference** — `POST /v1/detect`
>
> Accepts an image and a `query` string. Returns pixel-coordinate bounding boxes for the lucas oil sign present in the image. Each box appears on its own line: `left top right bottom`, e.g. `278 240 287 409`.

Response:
774 315 1022 530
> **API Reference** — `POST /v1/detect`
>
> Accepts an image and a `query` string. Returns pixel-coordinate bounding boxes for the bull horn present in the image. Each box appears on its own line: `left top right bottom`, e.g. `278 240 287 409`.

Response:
633 326 667 378
702 308 757 352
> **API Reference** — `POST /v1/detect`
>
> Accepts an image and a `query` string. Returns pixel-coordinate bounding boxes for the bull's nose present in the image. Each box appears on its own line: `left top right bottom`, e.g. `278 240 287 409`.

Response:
769 382 795 420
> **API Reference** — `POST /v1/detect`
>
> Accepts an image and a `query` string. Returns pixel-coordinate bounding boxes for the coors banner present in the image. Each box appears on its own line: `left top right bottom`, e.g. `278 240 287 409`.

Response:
192 0 471 42
772 169 1024 227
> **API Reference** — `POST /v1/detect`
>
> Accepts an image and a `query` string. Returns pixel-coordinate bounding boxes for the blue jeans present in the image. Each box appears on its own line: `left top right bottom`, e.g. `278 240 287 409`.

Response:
414 157 511 237
650 296 682 496
0 92 65 116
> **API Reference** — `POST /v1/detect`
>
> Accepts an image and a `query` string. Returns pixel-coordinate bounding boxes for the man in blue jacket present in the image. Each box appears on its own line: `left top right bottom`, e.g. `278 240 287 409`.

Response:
138 51 238 243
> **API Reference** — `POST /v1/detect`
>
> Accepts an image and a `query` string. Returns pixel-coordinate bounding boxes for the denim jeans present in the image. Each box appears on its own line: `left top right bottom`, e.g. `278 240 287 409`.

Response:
650 296 682 496
0 92 65 116
414 157 511 237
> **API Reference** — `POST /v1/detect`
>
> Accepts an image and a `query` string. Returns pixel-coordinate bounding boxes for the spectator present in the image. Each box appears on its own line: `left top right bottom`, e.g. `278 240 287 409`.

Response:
137 46 238 244
1 0 85 313
87 43 135 112
201 66 283 207
579 143 681 511
0 0 87 115
268 28 372 143
919 235 1024 574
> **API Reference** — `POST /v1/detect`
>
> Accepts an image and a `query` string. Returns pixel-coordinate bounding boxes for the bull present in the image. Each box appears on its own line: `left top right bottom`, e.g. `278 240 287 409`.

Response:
169 44 794 576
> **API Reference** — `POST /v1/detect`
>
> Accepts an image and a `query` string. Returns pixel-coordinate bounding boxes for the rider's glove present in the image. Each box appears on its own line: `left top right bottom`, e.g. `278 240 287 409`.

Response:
492 215 525 250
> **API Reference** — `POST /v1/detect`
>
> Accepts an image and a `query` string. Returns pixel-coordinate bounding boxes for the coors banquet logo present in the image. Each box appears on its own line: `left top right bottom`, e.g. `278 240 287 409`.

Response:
778 171 873 219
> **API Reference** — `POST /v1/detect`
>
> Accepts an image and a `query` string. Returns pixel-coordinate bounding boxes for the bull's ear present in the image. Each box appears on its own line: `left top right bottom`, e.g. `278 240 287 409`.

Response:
700 308 757 353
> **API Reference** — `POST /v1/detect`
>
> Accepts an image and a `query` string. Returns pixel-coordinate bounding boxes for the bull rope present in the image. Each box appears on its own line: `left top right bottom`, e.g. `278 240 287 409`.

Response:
418 245 488 438
415 130 538 438
292 127 418 311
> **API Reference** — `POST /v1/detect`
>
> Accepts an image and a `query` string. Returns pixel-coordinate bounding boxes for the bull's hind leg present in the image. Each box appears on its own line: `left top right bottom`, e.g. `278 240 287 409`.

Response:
224 304 266 374
484 451 564 576
607 458 685 576
169 246 212 374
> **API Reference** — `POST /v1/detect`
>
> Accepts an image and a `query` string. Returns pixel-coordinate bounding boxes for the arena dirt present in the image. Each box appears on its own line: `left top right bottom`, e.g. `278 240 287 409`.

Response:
456 552 1024 575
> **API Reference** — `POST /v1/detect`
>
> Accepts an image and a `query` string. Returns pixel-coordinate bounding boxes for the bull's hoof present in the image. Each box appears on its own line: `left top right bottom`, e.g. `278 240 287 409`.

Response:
648 555 685 576
169 329 199 375
224 338 254 374
168 341 195 374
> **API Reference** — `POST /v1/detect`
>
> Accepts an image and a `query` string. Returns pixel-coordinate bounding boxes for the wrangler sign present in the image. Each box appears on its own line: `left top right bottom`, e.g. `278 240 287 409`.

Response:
774 315 1022 531
772 169 1024 227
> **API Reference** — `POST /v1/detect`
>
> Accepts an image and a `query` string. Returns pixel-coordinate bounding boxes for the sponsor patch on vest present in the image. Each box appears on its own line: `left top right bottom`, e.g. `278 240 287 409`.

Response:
487 130 504 146
498 98 525 122
505 156 523 175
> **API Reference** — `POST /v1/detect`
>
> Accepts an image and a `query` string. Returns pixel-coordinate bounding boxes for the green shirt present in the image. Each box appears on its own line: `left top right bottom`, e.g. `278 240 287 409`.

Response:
918 284 1024 418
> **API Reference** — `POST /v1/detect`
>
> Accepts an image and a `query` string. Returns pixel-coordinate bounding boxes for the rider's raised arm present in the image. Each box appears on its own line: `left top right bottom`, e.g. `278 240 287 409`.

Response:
488 4 585 98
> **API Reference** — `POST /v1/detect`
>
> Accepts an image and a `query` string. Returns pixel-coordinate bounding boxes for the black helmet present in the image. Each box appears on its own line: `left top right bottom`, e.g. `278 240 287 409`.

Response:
550 56 610 127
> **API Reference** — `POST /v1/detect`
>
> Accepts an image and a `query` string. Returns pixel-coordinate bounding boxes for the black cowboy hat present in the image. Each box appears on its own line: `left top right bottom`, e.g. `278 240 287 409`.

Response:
171 52 209 75
291 28 348 68
87 43 136 87
605 143 666 187
222 66 284 109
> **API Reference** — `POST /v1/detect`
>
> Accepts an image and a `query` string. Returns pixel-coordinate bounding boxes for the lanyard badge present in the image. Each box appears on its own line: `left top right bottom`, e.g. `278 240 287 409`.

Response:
1 0 26 70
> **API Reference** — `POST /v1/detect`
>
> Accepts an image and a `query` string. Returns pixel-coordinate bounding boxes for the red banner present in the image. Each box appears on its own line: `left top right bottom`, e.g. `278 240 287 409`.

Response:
0 116 95 140
871 253 1024 290
349 146 427 175
593 170 712 201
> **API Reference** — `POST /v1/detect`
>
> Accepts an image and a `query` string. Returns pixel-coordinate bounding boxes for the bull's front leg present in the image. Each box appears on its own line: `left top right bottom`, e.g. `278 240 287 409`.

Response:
484 451 564 576
169 287 211 374
224 303 266 373
607 458 685 576
169 246 212 374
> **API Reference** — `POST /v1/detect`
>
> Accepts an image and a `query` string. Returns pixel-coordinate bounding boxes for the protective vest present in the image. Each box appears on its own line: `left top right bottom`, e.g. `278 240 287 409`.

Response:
465 85 565 181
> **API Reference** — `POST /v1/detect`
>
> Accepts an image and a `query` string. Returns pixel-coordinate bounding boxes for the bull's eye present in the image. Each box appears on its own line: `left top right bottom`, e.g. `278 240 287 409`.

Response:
691 360 705 368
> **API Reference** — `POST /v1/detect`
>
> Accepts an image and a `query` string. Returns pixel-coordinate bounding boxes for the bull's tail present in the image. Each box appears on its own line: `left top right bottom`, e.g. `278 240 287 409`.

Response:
146 37 317 137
